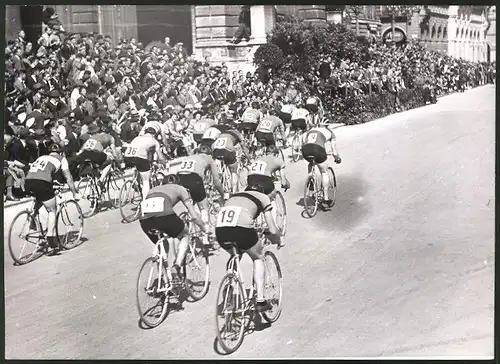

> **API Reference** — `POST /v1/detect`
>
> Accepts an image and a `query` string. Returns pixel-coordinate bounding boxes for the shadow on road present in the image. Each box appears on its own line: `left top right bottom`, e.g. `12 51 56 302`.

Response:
296 174 372 231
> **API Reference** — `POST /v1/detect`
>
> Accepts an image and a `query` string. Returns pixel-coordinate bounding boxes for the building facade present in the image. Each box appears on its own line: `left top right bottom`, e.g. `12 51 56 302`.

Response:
5 5 495 64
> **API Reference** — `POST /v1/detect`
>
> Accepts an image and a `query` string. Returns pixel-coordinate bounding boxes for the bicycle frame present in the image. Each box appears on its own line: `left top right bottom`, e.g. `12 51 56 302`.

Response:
146 236 174 294
225 249 254 310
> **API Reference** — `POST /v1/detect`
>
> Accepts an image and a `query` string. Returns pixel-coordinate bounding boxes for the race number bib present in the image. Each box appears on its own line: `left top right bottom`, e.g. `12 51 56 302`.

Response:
259 120 273 132
204 128 220 140
307 133 318 144
249 161 267 175
194 123 207 133
124 146 138 157
216 206 242 227
178 159 196 173
29 159 49 173
83 139 98 150
213 138 228 149
141 197 165 215
244 113 256 122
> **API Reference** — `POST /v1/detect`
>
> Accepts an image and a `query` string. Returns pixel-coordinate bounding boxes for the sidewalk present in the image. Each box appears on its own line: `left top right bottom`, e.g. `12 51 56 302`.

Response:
3 168 136 210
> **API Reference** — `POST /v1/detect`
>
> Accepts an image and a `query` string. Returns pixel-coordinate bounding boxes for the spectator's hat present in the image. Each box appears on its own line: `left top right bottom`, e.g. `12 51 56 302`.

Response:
87 123 101 134
49 89 61 98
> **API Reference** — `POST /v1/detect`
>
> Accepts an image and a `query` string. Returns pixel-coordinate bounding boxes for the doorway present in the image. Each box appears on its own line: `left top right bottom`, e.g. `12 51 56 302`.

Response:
20 5 43 46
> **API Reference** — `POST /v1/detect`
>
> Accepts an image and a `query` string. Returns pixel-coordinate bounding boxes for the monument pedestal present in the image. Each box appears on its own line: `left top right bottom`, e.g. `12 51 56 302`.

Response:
192 5 276 74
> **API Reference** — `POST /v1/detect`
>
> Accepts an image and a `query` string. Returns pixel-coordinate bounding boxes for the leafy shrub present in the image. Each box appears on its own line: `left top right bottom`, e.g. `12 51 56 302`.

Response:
253 43 285 70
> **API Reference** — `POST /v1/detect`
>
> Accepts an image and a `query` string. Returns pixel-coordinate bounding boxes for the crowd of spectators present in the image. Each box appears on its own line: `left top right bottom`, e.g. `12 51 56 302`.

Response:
3 7 496 201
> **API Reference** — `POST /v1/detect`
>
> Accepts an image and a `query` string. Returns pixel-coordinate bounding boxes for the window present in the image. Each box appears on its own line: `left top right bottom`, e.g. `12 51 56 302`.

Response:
443 27 447 40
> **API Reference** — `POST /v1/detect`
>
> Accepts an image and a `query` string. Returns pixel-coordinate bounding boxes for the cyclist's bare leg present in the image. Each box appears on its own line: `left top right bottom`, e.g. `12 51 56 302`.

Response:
317 161 330 201
99 156 113 184
197 198 211 245
139 170 151 200
173 226 190 270
228 161 239 194
246 239 265 302
42 197 58 248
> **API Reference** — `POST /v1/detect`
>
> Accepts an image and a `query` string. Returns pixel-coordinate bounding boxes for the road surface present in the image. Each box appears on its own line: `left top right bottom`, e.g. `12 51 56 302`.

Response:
4 85 495 359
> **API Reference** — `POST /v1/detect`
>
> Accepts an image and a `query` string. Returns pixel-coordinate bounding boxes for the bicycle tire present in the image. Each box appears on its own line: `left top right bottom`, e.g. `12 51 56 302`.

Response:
303 176 319 218
291 134 301 162
136 257 170 328
215 272 247 354
56 200 84 250
184 236 210 301
261 251 283 323
153 172 167 188
77 177 99 218
326 167 337 207
8 210 44 265
107 170 124 209
274 191 287 236
119 180 142 223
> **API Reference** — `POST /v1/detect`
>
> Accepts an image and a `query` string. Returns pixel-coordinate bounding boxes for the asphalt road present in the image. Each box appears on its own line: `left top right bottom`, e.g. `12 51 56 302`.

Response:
4 85 495 359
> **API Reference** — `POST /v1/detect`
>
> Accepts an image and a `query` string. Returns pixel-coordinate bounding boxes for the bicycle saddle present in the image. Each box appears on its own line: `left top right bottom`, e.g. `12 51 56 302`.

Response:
304 156 316 163
220 241 242 256
148 229 167 238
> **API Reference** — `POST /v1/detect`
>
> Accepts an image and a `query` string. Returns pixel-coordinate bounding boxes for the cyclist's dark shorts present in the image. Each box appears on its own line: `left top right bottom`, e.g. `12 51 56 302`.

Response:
178 172 206 203
79 149 107 166
305 103 319 113
140 213 185 242
247 174 275 195
193 134 203 143
24 178 55 202
216 226 259 251
200 138 215 149
302 143 327 164
255 131 275 146
238 122 258 133
280 112 292 124
124 156 150 172
291 118 307 131
212 148 237 166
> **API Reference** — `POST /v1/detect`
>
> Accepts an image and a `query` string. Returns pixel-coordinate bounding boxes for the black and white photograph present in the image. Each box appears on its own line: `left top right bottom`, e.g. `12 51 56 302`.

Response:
3 4 495 359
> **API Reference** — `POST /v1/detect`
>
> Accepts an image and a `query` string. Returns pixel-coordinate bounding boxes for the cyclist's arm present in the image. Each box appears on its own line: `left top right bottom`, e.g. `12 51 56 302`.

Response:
60 157 78 195
209 160 225 198
182 196 208 233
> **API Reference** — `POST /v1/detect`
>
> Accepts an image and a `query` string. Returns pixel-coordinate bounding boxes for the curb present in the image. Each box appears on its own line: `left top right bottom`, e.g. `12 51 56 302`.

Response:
4 169 136 211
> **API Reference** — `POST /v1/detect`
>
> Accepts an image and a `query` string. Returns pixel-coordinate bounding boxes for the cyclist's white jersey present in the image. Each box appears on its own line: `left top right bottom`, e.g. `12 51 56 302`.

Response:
124 134 158 160
139 121 163 136
291 108 310 121
202 126 222 141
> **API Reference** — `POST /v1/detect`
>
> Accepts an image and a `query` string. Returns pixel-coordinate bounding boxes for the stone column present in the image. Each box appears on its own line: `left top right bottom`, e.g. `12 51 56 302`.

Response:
250 5 276 43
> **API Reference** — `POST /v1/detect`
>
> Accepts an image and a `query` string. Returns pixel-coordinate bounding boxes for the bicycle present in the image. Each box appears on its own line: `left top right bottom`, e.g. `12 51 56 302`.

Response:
8 183 84 265
302 156 337 218
289 129 304 163
77 160 124 218
136 213 210 327
118 162 167 224
214 234 283 354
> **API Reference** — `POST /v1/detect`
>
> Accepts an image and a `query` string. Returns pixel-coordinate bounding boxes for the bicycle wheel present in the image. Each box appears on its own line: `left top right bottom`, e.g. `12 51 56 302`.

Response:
222 165 232 196
119 180 142 223
215 272 247 354
273 191 287 236
152 172 167 188
326 167 337 207
77 177 99 218
55 200 84 250
136 257 170 328
107 170 125 209
262 251 283 323
8 210 45 265
291 134 301 162
184 236 210 301
303 176 319 218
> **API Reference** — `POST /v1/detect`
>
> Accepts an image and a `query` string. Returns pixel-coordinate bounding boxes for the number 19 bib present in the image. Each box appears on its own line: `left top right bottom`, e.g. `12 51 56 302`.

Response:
216 206 242 227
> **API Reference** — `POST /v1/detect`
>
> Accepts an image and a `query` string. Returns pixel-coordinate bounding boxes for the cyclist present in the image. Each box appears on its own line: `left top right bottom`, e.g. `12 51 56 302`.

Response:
254 110 287 152
171 144 225 243
77 123 123 192
239 101 263 134
215 183 282 312
301 123 342 208
279 99 295 137
290 103 311 134
212 127 251 196
192 116 216 147
247 145 290 234
305 95 324 126
24 142 79 252
139 118 170 149
200 124 222 150
124 127 168 200
139 174 210 279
